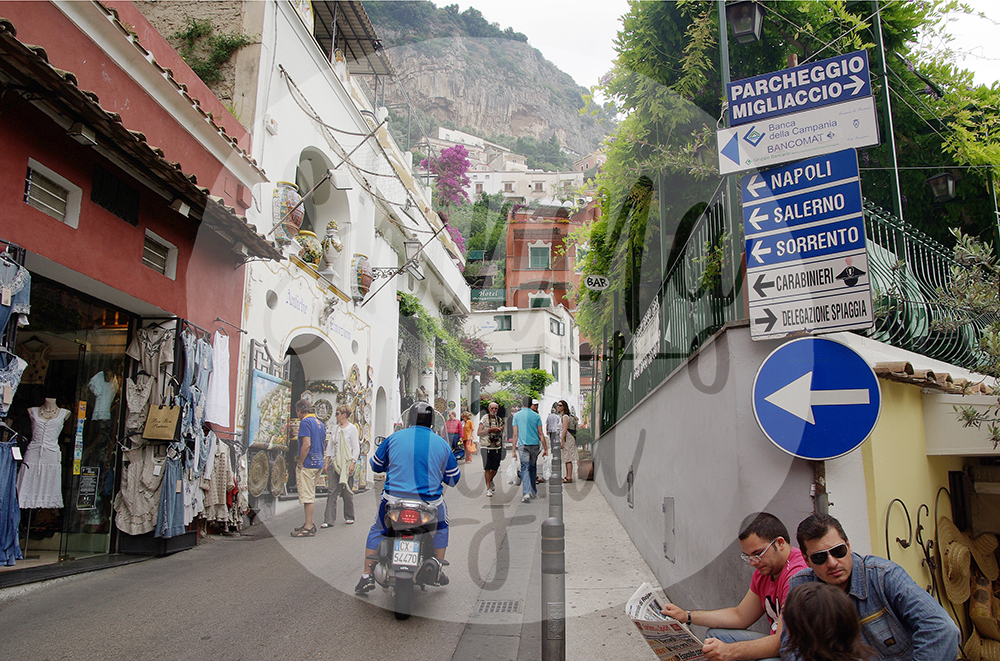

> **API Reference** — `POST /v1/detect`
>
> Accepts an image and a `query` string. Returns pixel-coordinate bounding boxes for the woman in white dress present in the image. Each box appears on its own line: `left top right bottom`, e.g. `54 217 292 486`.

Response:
558 400 578 483
17 398 71 509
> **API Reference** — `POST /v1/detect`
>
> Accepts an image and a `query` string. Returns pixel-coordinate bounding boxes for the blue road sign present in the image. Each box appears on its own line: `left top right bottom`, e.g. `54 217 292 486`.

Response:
742 149 872 340
752 337 881 460
728 50 871 126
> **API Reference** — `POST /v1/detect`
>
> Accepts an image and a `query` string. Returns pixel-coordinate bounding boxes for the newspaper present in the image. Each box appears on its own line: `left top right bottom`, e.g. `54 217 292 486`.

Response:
626 583 707 661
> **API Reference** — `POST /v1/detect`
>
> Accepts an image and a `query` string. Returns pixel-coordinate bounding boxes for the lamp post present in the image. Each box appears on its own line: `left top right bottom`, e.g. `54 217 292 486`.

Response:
926 172 957 203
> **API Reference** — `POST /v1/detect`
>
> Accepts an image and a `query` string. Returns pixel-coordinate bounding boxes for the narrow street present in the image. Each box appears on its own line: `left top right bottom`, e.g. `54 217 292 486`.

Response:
0 464 658 661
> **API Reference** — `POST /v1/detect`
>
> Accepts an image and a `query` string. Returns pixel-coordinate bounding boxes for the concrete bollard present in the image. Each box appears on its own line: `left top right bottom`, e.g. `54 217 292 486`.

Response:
541 517 566 661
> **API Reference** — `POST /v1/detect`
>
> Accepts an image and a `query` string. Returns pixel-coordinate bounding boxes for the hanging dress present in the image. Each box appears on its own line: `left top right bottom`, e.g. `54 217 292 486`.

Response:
17 407 70 508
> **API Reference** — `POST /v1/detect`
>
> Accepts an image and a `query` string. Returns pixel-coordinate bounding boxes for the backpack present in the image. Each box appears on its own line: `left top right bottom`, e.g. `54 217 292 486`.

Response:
566 414 577 433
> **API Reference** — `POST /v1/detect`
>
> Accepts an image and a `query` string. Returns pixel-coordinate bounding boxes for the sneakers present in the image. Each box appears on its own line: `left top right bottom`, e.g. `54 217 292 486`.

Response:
345 519 354 524
486 487 494 497
522 494 531 503
354 575 376 594
436 569 449 586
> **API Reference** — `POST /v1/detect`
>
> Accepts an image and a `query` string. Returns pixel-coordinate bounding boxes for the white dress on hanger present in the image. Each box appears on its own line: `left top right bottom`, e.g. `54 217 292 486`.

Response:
17 407 69 508
204 330 230 426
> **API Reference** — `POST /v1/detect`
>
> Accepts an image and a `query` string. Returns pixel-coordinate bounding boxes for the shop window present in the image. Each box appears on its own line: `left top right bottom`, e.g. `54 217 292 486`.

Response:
522 353 540 370
494 314 512 331
91 163 140 226
142 230 177 279
551 360 559 382
24 159 82 228
529 246 550 270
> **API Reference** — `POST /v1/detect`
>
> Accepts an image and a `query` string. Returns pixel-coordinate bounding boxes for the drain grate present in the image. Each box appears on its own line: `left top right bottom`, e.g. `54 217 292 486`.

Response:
477 599 522 614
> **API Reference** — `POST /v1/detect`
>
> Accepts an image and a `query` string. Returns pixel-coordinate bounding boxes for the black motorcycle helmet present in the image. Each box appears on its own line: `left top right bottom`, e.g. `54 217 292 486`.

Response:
408 401 435 429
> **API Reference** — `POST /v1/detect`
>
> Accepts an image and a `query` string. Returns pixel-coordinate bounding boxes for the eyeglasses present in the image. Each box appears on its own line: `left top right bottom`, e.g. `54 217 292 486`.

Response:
740 537 778 564
808 543 849 566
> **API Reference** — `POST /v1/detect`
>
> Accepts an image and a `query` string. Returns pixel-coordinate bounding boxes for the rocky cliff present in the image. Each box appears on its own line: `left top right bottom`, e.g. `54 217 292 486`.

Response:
368 3 612 156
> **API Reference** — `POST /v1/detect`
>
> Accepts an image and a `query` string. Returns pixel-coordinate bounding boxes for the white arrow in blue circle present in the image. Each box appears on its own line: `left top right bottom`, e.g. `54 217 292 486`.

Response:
764 371 870 424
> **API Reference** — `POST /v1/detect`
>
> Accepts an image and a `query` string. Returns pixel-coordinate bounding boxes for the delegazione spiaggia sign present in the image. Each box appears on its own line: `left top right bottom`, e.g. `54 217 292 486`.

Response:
716 96 879 175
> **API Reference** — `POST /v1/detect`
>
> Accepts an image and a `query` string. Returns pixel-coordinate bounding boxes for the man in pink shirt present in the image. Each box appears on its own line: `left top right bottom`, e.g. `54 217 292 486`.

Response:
660 512 808 661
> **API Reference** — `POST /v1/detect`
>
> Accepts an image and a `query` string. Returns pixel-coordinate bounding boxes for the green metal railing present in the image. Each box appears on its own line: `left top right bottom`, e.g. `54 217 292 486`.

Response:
599 187 995 431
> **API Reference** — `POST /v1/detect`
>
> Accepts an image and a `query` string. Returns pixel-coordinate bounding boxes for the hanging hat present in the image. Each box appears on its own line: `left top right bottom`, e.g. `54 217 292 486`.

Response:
939 517 972 604
270 454 287 497
248 451 269 497
971 573 1000 641
966 630 1000 661
971 533 1000 582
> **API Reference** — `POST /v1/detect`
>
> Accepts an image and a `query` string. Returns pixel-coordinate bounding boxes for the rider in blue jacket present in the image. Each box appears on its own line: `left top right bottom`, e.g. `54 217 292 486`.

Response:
355 402 460 594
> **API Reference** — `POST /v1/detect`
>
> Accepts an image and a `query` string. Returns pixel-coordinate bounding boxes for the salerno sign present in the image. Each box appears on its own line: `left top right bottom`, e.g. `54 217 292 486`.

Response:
727 51 872 126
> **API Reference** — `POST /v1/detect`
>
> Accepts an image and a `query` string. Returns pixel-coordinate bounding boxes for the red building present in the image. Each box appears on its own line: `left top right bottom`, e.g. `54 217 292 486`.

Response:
0 2 276 573
504 202 597 310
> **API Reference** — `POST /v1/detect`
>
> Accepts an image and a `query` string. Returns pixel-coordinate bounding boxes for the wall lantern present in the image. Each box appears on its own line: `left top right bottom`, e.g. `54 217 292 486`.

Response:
726 1 765 44
403 240 425 280
927 172 957 202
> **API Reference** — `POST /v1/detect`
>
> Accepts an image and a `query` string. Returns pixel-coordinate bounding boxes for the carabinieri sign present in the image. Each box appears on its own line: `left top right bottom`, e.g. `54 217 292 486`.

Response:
742 149 873 341
728 50 872 126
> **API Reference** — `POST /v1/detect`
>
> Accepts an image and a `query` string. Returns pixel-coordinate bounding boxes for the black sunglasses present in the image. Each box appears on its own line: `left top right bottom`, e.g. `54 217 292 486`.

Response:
809 543 849 565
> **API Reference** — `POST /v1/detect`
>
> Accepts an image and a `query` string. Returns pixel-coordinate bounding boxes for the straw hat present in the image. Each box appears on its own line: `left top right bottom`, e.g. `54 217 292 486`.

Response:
270 453 287 497
971 533 1000 582
248 451 269 497
939 517 972 603
970 573 1000 641
966 630 1000 661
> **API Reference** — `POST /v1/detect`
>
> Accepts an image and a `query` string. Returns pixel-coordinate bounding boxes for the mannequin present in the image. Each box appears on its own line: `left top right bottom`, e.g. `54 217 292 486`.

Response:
17 397 71 509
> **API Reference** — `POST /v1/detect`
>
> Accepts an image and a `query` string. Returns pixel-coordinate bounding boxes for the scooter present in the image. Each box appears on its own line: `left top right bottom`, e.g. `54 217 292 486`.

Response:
372 498 448 620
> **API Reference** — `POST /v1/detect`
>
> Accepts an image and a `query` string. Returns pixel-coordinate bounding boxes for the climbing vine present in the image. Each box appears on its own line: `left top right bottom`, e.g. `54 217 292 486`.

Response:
172 18 255 86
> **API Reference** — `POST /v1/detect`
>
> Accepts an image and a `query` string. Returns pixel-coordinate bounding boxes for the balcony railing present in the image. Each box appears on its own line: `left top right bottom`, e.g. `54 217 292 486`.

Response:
599 184 994 431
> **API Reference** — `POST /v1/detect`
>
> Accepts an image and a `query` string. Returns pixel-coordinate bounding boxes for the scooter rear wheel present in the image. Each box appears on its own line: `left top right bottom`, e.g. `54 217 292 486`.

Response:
394 577 414 620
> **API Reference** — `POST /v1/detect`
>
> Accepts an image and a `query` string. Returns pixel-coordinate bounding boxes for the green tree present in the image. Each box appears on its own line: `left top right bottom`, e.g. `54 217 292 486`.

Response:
494 369 556 400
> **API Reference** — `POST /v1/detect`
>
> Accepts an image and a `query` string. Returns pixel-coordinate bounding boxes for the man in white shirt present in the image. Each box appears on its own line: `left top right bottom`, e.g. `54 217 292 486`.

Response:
322 404 359 526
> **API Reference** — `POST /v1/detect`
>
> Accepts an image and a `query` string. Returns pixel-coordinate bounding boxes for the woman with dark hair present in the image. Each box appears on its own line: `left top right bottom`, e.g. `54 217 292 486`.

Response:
557 400 578 483
783 583 873 661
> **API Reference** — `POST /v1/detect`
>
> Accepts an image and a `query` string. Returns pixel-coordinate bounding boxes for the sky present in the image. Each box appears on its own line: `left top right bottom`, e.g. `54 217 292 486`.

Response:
431 0 1000 91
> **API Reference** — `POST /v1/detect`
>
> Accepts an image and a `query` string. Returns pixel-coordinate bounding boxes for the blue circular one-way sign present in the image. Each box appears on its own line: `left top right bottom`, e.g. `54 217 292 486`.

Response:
752 337 881 460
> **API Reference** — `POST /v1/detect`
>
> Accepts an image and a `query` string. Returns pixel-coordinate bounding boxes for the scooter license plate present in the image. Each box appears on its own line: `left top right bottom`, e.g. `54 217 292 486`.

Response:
392 539 420 567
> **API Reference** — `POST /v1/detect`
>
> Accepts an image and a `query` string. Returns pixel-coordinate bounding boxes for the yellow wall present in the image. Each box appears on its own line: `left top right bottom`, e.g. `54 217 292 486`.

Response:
861 380 965 592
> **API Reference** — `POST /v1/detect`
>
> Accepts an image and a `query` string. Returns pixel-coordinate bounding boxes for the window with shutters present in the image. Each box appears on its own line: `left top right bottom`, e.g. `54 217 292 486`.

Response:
24 159 82 228
142 230 178 279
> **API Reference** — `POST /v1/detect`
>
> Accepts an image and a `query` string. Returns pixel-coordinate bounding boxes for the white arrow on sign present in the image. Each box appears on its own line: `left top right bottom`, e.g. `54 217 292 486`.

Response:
845 75 866 96
746 175 767 198
747 207 769 231
751 240 772 264
764 371 870 424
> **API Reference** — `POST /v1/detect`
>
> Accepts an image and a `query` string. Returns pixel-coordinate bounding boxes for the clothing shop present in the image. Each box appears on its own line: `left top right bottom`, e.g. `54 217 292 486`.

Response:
0 4 278 579
0 241 253 573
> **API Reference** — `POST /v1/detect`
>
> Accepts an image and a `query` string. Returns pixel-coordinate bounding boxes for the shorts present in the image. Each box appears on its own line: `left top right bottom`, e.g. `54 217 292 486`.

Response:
366 498 449 550
297 467 321 504
482 448 502 471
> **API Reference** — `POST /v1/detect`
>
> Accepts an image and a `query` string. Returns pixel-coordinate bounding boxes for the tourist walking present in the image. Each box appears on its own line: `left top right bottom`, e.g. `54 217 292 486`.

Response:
322 404 358 527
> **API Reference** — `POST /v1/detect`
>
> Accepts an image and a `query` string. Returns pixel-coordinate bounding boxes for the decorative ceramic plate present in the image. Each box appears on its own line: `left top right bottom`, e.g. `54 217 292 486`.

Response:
248 451 269 497
300 390 315 406
270 454 287 496
314 398 333 422
349 364 361 387
363 422 371 441
367 365 374 384
365 386 373 403
361 440 370 455
364 404 372 423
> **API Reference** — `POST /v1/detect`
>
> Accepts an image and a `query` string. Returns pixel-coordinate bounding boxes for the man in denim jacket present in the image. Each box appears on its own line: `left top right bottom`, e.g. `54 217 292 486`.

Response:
786 513 959 660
